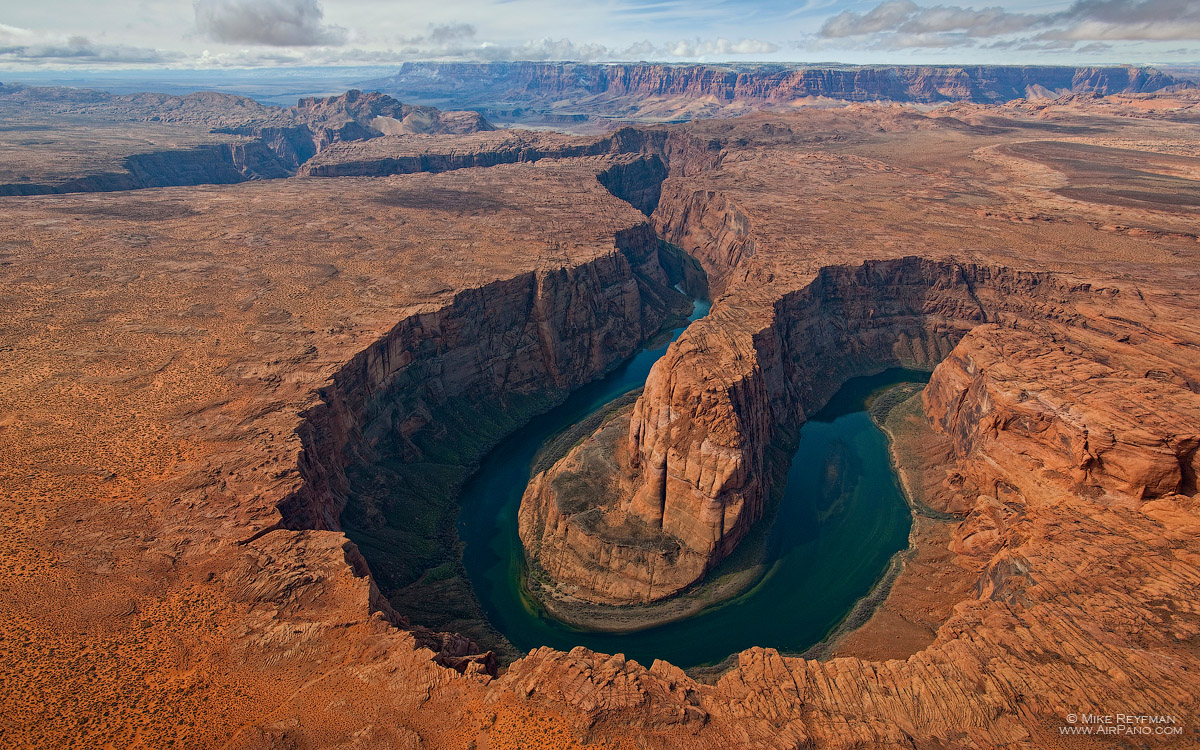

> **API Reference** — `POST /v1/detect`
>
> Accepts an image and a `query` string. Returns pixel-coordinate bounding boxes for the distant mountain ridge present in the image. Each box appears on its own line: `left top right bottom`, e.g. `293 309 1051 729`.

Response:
368 62 1182 124
0 83 493 134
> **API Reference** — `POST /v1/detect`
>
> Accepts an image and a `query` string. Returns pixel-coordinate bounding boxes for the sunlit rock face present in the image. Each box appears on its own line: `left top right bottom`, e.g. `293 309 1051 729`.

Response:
523 254 1192 605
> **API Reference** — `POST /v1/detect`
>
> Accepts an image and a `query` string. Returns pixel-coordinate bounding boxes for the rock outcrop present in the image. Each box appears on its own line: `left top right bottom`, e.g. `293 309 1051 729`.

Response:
926 326 1200 508
295 126 672 178
522 258 1177 604
500 105 1200 747
213 89 495 161
519 405 712 604
279 221 685 535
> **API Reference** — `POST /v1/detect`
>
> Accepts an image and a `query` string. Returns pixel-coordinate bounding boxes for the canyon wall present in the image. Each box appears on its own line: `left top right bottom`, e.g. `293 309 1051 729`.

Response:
376 62 1179 108
651 184 752 295
0 140 298 196
596 155 668 215
523 256 1159 604
277 223 681 534
213 90 496 165
256 221 703 658
926 325 1200 515
297 133 635 178
297 126 674 178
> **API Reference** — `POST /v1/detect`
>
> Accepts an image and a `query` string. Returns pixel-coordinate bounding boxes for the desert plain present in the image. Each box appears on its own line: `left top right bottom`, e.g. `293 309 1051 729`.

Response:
1 80 1199 749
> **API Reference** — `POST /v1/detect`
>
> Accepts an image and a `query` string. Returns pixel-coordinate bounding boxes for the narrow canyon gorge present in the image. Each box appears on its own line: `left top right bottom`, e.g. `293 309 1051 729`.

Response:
258 101 1200 746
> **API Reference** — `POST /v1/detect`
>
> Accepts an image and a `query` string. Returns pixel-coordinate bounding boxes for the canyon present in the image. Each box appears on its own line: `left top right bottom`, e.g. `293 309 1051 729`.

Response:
0 85 492 195
519 257 1197 605
2 82 1200 750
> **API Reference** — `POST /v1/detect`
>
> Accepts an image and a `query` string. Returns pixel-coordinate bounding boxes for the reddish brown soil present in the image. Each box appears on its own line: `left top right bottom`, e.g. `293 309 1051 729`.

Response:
3 90 1200 749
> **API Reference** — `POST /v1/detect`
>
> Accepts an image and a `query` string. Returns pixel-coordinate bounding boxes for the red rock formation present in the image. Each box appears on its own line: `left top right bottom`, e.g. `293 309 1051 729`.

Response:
376 62 1181 116
281 222 684 536
519 408 711 604
927 326 1200 508
493 110 1200 747
523 257 1175 603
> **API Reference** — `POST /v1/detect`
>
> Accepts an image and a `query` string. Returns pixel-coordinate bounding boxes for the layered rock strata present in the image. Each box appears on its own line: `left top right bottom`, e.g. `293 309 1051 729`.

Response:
0 158 710 746
498 106 1200 747
520 404 712 604
374 62 1181 122
279 221 686 535
521 258 1175 604
926 325 1200 508
296 127 670 179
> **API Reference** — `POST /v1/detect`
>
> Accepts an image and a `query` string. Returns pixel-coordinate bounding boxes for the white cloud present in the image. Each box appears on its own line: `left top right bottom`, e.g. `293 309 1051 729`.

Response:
1046 0 1200 41
665 37 780 56
822 1 921 37
2 0 1197 70
818 0 1200 49
367 23 778 62
194 0 348 47
820 1 1042 41
0 24 179 64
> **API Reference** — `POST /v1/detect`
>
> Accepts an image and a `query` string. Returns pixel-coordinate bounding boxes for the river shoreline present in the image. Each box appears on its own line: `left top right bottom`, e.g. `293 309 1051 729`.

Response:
522 409 785 633
798 384 930 660
523 380 939 637
496 370 924 669
691 381 936 677
820 386 981 663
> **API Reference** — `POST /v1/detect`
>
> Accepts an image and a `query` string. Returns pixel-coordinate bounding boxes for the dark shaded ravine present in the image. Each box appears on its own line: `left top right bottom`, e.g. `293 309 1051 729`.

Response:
456 281 922 667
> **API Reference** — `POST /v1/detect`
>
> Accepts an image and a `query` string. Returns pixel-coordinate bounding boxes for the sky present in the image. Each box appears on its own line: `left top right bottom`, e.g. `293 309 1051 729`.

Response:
1 0 1198 70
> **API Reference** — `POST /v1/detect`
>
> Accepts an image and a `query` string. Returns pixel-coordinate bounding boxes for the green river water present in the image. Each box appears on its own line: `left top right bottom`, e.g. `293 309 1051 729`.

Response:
456 296 923 668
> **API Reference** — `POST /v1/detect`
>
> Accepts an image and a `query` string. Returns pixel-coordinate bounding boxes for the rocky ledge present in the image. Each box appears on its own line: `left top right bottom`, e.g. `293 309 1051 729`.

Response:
502 105 1200 748
520 402 711 605
520 256 1198 605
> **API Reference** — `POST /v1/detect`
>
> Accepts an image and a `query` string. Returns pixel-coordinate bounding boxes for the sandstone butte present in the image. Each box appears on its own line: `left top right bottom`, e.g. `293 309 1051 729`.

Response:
1 89 1199 749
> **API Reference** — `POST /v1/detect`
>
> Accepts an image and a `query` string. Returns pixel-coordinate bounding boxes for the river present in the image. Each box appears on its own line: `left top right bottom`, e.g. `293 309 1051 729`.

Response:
456 293 923 668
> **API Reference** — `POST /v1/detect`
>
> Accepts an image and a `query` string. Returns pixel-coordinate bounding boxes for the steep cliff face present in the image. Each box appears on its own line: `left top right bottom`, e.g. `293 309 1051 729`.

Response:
296 133 611 177
376 62 1179 109
276 223 686 584
610 65 1175 103
9 83 1200 750
0 140 298 196
125 141 297 183
652 185 752 295
217 89 496 161
596 155 668 215
519 405 712 604
523 256 1166 604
